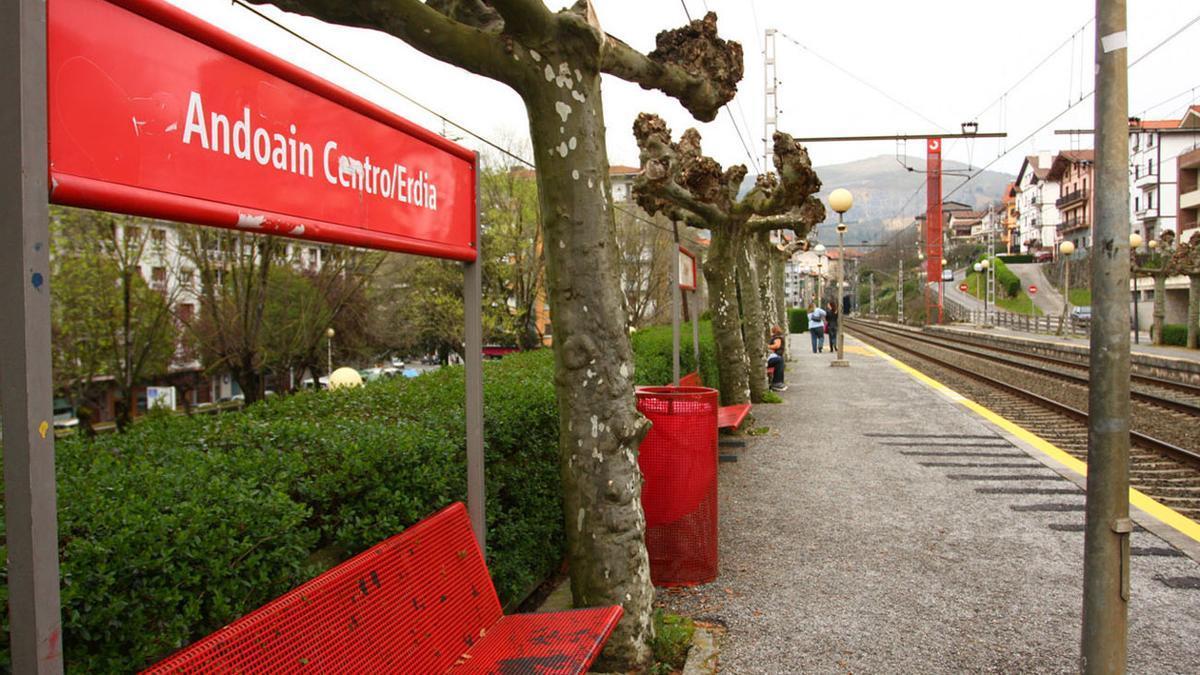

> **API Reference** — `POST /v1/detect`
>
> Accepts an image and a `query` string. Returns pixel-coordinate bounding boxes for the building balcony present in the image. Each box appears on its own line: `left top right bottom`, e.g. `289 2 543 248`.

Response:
1135 206 1159 220
1059 218 1089 233
1133 170 1157 189
1055 189 1088 209
1181 189 1200 211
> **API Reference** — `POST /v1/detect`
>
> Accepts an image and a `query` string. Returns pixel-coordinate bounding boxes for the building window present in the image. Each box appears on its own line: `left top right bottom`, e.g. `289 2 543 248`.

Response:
1135 196 1140 211
151 228 166 251
1148 159 1154 176
177 302 194 323
179 268 194 289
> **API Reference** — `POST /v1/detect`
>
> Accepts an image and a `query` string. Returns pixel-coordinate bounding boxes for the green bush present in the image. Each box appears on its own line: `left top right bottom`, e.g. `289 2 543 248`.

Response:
788 307 809 333
980 257 1022 298
0 350 564 672
631 321 719 387
1161 323 1188 346
998 254 1033 264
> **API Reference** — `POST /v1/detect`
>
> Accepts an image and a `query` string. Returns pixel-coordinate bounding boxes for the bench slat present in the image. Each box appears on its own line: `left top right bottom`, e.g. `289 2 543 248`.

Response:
716 403 751 430
145 503 502 674
449 607 623 674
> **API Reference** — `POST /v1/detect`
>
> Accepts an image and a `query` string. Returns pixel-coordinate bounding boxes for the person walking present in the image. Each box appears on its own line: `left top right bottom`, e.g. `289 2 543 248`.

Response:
767 325 786 391
807 303 826 354
825 300 840 353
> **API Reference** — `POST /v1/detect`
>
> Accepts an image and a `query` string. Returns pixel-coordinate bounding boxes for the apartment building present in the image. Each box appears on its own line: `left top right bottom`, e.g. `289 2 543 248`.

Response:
1013 153 1061 253
1046 150 1095 251
1129 107 1200 242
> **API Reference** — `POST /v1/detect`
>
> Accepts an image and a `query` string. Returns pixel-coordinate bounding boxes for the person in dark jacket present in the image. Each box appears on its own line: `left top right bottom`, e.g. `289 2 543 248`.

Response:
767 325 786 391
825 300 840 353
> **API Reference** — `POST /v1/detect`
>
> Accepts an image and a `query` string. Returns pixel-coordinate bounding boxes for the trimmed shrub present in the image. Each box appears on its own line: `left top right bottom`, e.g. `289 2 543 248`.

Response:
0 350 563 672
998 254 1034 264
788 307 809 333
631 321 719 387
1161 323 1188 346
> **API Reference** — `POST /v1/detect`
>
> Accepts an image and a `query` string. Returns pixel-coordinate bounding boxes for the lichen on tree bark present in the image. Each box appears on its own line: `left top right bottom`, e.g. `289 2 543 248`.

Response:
248 2 743 668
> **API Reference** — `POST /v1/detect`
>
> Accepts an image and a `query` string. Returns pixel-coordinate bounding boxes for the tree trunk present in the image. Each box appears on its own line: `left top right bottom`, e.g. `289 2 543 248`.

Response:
702 229 750 405
524 72 653 669
1153 273 1167 345
1189 274 1199 349
738 235 768 403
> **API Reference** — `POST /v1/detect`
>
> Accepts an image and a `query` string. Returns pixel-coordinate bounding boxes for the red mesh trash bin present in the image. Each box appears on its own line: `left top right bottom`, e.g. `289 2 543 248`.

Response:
635 385 718 586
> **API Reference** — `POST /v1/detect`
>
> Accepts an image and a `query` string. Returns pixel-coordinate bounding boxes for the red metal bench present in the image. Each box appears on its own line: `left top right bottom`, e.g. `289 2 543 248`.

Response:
144 502 622 674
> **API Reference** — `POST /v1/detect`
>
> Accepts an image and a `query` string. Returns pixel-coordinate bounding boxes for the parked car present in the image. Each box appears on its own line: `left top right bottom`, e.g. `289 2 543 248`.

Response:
1034 250 1053 263
1070 306 1092 325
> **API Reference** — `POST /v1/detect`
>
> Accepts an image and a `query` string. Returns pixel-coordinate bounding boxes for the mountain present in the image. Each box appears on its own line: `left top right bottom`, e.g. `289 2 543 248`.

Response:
740 155 1015 246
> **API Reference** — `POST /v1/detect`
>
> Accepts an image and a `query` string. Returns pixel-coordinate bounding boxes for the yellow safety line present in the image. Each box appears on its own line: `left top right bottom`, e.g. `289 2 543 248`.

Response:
860 341 1200 545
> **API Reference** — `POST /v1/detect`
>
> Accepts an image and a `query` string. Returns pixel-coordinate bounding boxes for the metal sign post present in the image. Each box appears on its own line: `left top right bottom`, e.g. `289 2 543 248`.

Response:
2 1 488 666
1 1 65 670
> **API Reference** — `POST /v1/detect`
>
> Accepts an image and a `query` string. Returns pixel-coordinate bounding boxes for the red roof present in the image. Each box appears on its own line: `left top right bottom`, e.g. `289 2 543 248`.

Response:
609 165 641 175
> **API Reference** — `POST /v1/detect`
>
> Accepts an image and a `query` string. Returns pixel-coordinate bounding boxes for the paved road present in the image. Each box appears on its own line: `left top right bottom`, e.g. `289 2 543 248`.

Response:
1007 263 1064 314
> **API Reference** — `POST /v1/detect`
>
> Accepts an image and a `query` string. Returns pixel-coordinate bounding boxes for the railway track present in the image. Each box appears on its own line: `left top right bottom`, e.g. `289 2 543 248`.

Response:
847 318 1200 520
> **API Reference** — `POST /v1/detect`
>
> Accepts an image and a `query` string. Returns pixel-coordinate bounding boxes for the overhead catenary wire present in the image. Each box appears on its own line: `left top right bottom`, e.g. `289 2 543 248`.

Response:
945 11 1200 202
776 31 951 134
232 0 710 251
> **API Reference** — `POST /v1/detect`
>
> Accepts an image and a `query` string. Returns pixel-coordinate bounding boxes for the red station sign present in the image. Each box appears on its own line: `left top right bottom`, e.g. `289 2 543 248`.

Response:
48 0 477 261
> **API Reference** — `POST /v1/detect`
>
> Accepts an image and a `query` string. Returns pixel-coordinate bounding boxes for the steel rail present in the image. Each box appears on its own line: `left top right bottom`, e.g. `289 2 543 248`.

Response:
850 319 1200 416
847 320 1200 469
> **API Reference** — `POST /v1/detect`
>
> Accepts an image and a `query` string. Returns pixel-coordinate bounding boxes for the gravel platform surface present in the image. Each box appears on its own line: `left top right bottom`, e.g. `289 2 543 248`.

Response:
653 334 1200 673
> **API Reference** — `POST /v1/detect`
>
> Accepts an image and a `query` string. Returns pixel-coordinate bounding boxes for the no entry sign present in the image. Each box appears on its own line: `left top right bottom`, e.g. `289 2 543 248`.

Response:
1029 285 1039 294
48 0 477 260
958 282 968 292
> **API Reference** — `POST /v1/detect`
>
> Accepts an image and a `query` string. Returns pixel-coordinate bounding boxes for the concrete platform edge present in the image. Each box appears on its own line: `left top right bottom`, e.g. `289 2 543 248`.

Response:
860 341 1200 563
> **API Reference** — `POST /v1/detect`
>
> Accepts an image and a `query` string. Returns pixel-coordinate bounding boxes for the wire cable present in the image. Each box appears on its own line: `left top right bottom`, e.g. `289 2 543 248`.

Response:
776 31 951 134
234 0 709 251
945 11 1200 202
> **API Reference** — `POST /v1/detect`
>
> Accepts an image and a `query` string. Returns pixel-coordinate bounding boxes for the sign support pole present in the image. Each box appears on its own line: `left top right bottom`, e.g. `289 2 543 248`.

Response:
671 232 681 385
1 0 65 670
464 156 485 550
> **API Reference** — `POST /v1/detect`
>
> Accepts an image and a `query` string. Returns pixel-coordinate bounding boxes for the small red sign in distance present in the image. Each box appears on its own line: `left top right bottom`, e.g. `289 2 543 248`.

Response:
1029 285 1038 294
958 283 968 292
48 0 477 261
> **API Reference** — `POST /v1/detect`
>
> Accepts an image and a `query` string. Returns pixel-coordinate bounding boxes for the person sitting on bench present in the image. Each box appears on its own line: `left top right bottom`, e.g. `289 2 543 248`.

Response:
767 325 786 392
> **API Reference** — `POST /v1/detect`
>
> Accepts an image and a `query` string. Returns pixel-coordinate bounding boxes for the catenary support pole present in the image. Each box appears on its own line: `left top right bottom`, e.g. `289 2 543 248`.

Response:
465 155 485 550
0 0 65 670
1081 0 1131 670
897 260 904 323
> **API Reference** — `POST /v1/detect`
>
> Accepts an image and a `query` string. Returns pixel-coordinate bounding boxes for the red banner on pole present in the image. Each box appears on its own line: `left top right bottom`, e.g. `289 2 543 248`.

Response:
925 138 943 284
48 0 477 261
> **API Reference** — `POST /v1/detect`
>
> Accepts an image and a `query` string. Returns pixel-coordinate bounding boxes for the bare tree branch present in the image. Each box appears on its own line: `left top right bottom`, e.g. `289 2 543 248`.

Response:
249 0 520 87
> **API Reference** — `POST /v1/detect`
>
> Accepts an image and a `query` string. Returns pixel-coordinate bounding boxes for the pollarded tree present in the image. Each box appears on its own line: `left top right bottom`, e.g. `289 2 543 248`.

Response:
633 114 824 404
1166 236 1200 349
250 1 742 666
1131 230 1176 345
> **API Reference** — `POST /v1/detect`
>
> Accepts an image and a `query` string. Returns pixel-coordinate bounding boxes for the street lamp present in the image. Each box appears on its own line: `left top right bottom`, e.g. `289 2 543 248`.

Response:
1130 233 1143 344
325 327 336 374
814 243 827 304
829 188 853 367
1058 240 1076 335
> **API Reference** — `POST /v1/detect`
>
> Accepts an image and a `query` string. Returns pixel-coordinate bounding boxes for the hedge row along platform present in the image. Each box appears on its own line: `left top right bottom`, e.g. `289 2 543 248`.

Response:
144 503 622 674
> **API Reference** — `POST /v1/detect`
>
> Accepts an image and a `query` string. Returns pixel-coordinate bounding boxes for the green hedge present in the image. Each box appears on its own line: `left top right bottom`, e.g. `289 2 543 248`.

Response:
788 307 809 333
979 257 1022 298
631 321 719 387
998 254 1034 264
0 350 563 672
1161 323 1188 346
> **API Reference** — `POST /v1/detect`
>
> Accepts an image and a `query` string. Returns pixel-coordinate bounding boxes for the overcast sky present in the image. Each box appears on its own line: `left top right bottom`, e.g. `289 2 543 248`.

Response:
170 0 1200 184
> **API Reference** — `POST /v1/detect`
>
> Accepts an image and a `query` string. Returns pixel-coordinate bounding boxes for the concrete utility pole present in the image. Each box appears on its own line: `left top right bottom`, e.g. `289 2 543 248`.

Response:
898 260 904 323
869 272 875 316
1082 0 1132 671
